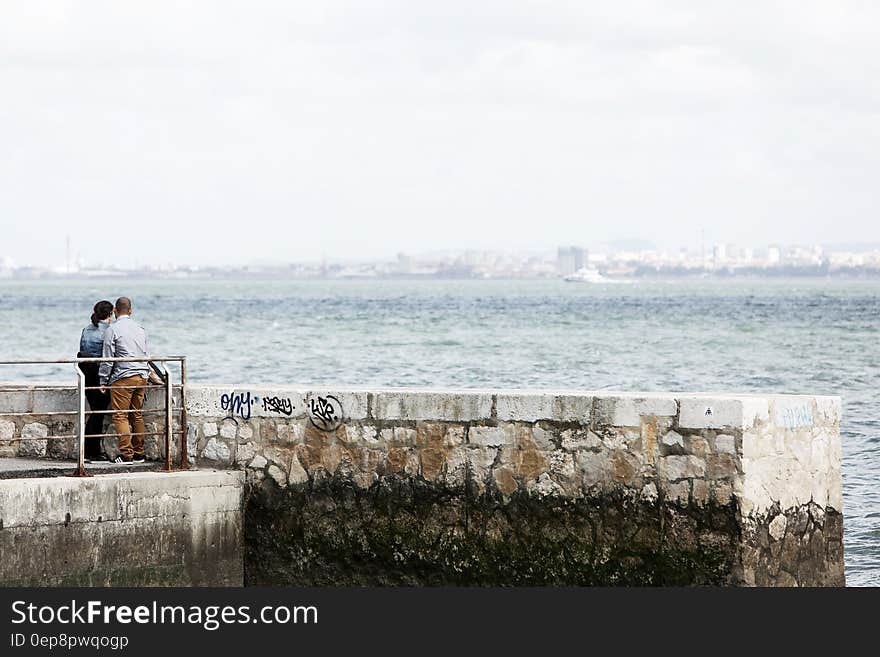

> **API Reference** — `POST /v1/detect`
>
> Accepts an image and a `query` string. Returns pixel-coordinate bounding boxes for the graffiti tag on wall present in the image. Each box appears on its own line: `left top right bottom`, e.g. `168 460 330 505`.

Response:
776 404 813 430
308 395 343 432
262 396 293 416
221 392 255 424
220 391 295 423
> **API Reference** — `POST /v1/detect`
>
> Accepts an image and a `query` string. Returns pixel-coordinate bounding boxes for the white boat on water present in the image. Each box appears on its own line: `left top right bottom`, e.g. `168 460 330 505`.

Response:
562 267 626 283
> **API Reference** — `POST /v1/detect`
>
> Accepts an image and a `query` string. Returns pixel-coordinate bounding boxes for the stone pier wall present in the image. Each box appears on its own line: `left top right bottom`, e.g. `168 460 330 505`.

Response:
0 385 844 586
185 387 843 586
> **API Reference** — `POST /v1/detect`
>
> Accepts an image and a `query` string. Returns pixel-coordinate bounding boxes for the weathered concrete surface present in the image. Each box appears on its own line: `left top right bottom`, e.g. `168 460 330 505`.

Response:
0 470 243 586
1 385 845 586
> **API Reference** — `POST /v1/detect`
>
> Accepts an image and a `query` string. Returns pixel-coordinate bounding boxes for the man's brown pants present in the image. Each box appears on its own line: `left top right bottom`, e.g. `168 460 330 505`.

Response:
110 375 147 459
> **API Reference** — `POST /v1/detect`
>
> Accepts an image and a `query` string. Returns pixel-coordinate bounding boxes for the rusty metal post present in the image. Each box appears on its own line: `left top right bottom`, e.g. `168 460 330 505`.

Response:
73 363 89 477
164 368 173 472
179 357 189 470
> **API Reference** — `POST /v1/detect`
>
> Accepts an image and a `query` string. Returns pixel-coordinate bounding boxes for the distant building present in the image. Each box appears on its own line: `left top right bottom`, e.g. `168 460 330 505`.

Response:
557 246 588 275
0 256 13 279
712 243 727 269
767 245 781 266
396 252 412 274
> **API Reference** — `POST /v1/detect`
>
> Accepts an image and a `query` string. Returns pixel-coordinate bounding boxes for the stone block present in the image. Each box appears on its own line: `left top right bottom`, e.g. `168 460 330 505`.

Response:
379 426 417 445
384 447 419 476
444 447 469 488
712 481 733 506
493 467 518 496
594 395 676 427
19 422 48 457
184 386 221 416
692 479 710 505
466 446 498 484
516 448 548 481
0 419 18 458
414 422 465 448
658 454 705 481
372 391 492 421
678 398 743 429
469 426 510 447
686 435 710 457
235 442 255 465
420 448 446 481
576 450 641 489
714 434 736 454
520 425 551 450
705 453 738 479
553 395 594 422
31 389 78 414
201 437 231 462
560 429 602 451
0 390 31 414
0 419 15 440
442 425 465 447
495 393 593 423
141 387 177 411
661 430 684 448
276 422 306 444
288 455 309 485
494 394 555 422
267 464 288 487
305 391 368 422
343 424 378 444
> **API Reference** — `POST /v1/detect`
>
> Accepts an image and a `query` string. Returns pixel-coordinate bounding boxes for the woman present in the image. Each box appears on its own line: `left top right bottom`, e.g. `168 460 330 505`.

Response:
78 300 114 461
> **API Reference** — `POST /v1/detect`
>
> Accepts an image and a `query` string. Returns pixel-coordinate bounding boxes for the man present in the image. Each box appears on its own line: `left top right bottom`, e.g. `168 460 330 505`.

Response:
99 297 149 464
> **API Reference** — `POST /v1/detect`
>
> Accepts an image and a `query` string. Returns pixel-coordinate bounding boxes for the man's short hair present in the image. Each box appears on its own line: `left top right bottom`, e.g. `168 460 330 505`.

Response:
115 297 132 314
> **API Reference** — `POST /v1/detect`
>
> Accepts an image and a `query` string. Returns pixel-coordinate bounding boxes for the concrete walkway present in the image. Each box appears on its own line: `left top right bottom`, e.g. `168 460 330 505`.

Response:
0 457 164 479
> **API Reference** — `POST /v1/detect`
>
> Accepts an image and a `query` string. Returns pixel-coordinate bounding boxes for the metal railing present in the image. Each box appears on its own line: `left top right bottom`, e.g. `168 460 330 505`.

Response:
0 357 188 476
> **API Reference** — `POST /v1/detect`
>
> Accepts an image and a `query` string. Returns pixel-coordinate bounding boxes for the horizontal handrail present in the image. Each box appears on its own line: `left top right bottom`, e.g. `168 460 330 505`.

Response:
0 385 184 392
0 357 186 365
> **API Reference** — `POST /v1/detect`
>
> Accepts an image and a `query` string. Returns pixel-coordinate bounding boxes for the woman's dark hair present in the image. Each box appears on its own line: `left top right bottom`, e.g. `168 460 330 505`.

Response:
91 300 114 327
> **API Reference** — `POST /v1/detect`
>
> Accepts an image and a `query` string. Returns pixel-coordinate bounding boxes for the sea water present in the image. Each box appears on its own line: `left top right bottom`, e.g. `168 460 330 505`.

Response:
0 277 877 585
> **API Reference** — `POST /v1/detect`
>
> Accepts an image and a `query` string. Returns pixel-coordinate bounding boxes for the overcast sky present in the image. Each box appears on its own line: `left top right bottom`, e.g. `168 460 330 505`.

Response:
1 1 878 266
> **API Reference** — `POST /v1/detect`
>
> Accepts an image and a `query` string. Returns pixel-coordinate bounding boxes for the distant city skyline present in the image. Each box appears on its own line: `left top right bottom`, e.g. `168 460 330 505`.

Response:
4 235 880 271
3 226 879 270
3 238 879 280
6 230 880 271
